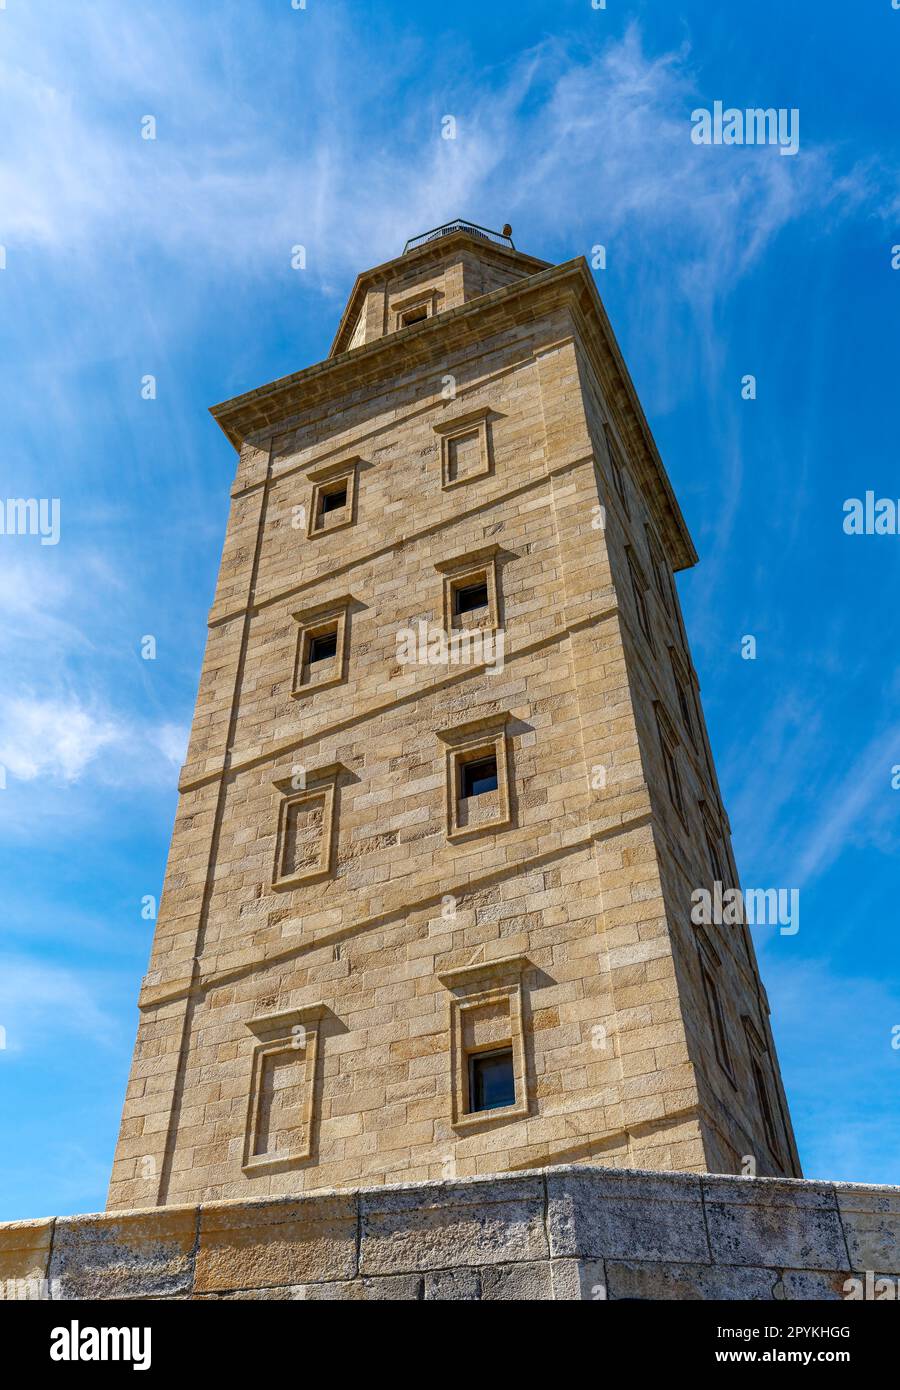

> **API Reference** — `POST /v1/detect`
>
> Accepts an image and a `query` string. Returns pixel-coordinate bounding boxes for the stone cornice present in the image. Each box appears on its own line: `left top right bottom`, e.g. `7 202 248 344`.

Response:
209 260 572 446
437 953 532 988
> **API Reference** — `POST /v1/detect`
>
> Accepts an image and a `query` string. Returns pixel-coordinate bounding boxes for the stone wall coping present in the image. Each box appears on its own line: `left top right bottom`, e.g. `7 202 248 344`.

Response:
8 1165 900 1231
2 1166 896 1300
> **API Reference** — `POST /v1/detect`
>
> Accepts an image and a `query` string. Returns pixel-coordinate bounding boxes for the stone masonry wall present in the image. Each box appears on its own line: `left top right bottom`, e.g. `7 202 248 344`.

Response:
3 1167 898 1301
109 267 717 1210
576 342 800 1179
107 241 801 1213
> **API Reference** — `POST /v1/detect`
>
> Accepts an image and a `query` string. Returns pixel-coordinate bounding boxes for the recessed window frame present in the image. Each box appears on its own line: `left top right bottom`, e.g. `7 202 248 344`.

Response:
306 456 361 538
603 422 630 518
700 798 757 972
391 287 439 332
437 954 532 1131
655 702 686 826
669 646 696 744
699 800 727 888
433 406 493 490
436 712 513 842
743 1016 784 1164
697 933 736 1088
291 595 353 699
242 1002 327 1174
436 544 502 636
271 763 345 889
645 523 672 613
626 546 653 646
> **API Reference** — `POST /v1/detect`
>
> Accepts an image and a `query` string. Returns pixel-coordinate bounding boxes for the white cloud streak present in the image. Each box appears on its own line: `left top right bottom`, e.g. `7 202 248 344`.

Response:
765 956 900 1185
0 696 119 783
791 725 900 887
0 694 187 786
0 957 120 1053
0 10 889 302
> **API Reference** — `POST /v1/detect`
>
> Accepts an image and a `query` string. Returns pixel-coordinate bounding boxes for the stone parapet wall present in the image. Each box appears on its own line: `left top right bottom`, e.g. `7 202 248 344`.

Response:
2 1166 897 1301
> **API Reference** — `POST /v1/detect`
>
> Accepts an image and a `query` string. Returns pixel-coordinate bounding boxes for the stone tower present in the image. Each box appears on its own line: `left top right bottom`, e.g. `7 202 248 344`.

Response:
107 220 800 1212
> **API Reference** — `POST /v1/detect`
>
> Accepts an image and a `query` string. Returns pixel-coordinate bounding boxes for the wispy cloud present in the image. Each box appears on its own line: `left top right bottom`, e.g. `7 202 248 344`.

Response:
150 721 189 768
0 695 119 783
719 658 899 889
0 693 187 787
1 10 890 299
0 544 189 792
0 957 121 1053
767 956 900 1185
791 725 899 886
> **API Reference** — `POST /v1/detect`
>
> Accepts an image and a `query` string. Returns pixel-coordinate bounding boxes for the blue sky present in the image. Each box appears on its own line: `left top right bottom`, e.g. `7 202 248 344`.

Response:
0 0 897 1219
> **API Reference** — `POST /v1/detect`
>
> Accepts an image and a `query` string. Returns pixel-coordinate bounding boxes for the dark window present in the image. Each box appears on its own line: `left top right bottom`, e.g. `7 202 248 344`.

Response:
646 525 670 609
669 573 681 621
468 1049 515 1113
700 960 733 1078
605 427 630 516
454 579 489 616
678 683 692 739
308 631 338 664
627 550 652 644
461 755 498 799
401 306 428 326
659 733 684 818
744 1020 783 1161
671 659 695 740
319 485 347 516
677 683 694 737
751 1056 781 1159
703 819 726 887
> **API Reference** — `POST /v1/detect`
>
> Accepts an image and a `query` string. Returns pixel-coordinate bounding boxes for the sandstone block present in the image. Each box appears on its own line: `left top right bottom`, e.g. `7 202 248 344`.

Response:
194 1193 357 1292
0 1218 53 1294
703 1177 848 1272
49 1207 197 1299
360 1176 546 1275
835 1183 900 1274
547 1167 709 1263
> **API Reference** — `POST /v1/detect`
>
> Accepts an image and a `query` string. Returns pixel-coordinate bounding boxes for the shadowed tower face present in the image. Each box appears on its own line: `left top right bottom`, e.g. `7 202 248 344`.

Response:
108 220 800 1212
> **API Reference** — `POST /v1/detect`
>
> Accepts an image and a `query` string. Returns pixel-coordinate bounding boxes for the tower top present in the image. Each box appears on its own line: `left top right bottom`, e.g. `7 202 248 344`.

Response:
403 219 515 255
325 221 548 360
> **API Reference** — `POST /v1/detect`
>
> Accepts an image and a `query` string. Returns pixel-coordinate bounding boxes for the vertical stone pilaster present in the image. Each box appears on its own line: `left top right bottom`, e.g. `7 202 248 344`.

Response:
107 441 272 1209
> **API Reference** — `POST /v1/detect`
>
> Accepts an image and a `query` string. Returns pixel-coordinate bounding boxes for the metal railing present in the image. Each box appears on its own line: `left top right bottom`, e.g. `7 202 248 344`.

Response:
403 219 515 254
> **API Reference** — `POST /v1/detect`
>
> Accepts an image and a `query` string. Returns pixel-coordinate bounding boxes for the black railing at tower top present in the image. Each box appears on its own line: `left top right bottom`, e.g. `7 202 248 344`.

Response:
403 220 515 254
